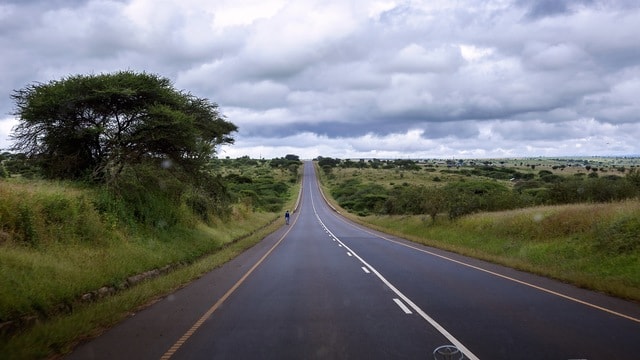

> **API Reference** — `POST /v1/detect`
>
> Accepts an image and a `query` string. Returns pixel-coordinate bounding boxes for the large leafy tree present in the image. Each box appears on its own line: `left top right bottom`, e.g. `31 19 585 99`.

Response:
10 71 237 182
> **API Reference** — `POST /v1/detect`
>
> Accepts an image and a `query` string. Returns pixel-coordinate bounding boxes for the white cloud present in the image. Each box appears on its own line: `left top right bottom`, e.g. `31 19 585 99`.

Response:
0 0 639 158
0 117 18 151
390 44 464 73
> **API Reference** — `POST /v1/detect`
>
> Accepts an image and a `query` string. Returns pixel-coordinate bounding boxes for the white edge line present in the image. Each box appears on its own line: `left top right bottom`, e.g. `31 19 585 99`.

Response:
349 224 640 325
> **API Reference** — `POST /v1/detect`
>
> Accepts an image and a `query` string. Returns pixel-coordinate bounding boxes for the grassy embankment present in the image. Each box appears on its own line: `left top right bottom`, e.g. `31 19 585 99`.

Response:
0 173 299 359
318 163 640 302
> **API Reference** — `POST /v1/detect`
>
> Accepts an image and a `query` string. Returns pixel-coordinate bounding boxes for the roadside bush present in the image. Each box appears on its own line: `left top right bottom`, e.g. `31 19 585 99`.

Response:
593 215 640 254
520 188 551 206
585 176 637 202
540 174 564 183
444 180 513 219
332 179 387 215
384 185 447 221
548 179 584 204
17 204 37 245
470 166 520 180
184 190 213 222
41 193 73 225
194 173 232 219
627 168 640 189
0 182 107 246
548 176 638 204
108 164 188 228
384 185 418 214
0 163 8 178
226 174 290 213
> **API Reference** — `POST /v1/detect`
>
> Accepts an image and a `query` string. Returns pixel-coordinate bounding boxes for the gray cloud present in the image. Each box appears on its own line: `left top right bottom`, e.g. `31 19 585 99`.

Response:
1 0 639 158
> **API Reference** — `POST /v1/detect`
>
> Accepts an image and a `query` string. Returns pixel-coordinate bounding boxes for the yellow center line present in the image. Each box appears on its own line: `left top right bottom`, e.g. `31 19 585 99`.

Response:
160 215 298 360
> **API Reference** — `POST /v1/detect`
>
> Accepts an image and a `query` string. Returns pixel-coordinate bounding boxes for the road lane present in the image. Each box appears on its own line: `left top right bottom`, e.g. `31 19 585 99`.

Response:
68 161 640 359
309 162 640 359
167 162 463 359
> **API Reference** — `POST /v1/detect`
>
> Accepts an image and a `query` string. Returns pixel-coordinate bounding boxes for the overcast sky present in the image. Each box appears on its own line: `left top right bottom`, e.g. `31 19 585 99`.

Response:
1 0 639 159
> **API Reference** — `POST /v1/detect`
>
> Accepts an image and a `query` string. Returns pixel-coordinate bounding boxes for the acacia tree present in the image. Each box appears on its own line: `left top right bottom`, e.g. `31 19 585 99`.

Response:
10 71 237 183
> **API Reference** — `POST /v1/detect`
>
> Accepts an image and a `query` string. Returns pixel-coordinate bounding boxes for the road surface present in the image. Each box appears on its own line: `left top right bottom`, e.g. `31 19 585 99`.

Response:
68 161 640 359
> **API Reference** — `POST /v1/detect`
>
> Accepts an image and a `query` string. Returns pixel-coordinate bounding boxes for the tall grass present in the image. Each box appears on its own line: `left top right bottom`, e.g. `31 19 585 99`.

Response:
360 200 640 301
0 205 288 359
0 180 106 246
0 178 285 327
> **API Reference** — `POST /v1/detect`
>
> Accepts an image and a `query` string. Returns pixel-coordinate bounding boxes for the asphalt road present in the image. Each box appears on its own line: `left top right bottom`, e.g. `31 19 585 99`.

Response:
68 161 640 359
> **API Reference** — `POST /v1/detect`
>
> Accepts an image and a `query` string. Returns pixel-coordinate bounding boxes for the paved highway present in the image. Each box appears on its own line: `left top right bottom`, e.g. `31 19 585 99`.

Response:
69 161 640 359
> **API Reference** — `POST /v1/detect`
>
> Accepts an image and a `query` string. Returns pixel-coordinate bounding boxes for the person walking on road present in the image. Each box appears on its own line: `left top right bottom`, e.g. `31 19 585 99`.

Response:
285 210 290 225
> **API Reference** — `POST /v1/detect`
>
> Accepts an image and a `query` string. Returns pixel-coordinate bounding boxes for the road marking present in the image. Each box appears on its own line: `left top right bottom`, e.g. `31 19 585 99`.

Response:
347 252 353 257
338 219 640 325
160 214 298 359
362 266 371 274
310 194 480 360
393 298 413 314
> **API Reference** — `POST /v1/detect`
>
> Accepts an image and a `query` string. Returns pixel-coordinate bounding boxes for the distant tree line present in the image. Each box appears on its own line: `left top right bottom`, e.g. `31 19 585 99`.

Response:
324 161 640 220
317 157 422 172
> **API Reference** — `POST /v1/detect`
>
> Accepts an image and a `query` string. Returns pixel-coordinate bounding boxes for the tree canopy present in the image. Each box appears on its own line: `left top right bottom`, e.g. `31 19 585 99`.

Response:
10 71 237 182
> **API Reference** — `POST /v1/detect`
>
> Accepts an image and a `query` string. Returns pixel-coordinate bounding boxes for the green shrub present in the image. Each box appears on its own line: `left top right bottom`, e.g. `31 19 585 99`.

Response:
108 164 187 228
444 180 513 219
0 163 8 178
41 194 73 226
594 215 640 254
332 179 387 215
184 190 213 222
17 204 37 245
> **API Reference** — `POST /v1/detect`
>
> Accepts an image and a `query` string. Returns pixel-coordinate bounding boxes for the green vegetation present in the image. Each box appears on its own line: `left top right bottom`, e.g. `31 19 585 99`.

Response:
317 157 640 301
8 70 240 231
319 157 640 218
0 158 299 358
219 155 302 213
10 71 236 184
1 70 302 358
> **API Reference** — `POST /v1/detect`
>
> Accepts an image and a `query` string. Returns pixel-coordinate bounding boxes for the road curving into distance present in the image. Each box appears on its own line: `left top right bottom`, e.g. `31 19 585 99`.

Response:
68 161 640 359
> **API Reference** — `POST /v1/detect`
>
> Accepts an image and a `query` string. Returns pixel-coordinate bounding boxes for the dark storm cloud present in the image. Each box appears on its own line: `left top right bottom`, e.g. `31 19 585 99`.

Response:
518 0 593 19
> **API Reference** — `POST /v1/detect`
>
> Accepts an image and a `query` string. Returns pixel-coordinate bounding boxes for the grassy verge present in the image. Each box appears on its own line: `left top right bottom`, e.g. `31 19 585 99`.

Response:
361 202 640 300
0 214 286 359
317 164 640 302
0 178 299 359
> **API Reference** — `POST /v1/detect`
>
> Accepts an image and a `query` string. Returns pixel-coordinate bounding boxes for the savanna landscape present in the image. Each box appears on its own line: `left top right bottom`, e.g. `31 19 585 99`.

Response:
1 72 639 358
316 156 640 301
2 152 640 358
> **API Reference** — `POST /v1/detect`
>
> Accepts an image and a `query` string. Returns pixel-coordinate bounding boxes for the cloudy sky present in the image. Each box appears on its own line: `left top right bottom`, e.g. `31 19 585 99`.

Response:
1 0 639 159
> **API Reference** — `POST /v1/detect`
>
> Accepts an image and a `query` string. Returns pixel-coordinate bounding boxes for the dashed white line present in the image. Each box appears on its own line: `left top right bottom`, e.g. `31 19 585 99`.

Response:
311 195 479 360
347 252 353 257
362 266 371 274
393 298 413 314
